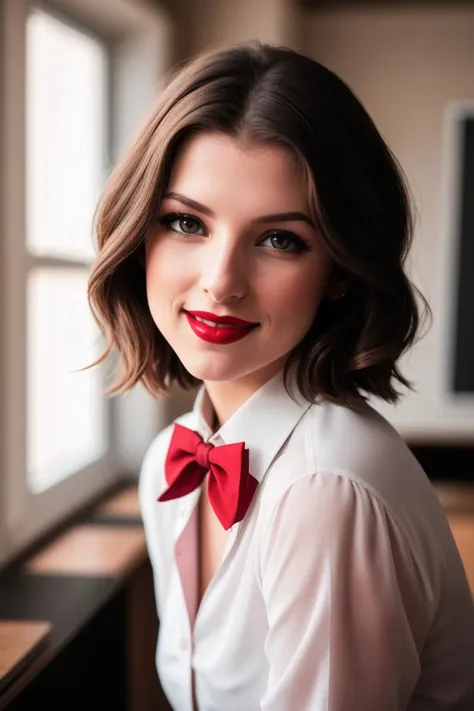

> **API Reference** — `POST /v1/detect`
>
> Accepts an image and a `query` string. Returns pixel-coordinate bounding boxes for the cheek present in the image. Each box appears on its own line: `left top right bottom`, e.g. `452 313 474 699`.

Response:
266 268 327 325
145 241 183 298
145 250 175 327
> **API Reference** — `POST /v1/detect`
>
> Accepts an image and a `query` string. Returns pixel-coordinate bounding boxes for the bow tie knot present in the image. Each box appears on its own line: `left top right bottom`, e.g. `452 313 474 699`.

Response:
195 440 214 469
157 422 259 530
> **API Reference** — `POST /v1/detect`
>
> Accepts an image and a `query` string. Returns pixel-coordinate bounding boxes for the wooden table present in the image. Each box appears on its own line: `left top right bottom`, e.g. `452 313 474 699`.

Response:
0 483 170 711
435 482 474 595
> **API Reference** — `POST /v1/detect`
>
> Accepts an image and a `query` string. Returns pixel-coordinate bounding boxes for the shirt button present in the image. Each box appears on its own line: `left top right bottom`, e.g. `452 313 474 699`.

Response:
180 638 188 651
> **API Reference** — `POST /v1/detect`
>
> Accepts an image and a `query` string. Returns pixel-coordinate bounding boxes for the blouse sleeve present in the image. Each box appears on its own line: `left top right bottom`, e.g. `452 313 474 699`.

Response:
258 471 431 711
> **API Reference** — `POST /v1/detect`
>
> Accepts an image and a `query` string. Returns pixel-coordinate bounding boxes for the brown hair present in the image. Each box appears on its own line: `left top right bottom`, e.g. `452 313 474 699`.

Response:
87 41 430 408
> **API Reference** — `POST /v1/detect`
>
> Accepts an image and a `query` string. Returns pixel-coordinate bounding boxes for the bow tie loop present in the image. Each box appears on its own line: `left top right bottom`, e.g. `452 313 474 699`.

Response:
195 440 213 469
157 422 258 530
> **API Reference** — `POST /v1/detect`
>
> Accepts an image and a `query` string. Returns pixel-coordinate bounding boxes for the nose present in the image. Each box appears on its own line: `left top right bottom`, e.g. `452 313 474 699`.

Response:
199 233 248 304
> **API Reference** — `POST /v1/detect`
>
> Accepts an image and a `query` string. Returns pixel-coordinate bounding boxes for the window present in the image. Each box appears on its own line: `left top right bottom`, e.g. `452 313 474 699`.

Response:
26 9 108 493
0 0 170 568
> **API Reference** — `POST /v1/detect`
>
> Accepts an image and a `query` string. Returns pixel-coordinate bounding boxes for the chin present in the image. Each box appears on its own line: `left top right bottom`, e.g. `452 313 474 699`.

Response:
178 353 255 384
183 363 242 383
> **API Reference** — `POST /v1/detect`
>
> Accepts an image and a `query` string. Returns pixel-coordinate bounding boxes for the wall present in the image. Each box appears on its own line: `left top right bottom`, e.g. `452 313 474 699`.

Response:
160 0 299 63
302 5 474 441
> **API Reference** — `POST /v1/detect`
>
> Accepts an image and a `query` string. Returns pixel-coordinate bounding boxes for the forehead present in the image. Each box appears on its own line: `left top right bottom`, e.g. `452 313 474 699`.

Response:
166 131 310 211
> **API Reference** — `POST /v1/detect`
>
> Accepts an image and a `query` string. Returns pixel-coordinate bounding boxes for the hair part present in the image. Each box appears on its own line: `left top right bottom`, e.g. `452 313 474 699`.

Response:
86 41 430 409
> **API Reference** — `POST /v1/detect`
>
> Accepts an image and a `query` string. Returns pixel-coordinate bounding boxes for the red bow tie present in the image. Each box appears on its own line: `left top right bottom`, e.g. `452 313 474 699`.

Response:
157 423 258 530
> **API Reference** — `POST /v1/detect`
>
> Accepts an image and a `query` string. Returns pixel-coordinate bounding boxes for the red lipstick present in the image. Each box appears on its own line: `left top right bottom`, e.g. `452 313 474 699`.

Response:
187 311 257 327
184 310 259 345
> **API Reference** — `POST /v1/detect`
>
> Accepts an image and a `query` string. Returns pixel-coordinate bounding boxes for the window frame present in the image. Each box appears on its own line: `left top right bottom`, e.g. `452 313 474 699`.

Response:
0 0 171 568
26 5 114 497
440 101 474 407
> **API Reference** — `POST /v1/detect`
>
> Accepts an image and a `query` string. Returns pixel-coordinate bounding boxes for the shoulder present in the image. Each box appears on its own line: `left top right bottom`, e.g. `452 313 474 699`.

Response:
307 397 409 466
304 398 430 506
259 397 436 536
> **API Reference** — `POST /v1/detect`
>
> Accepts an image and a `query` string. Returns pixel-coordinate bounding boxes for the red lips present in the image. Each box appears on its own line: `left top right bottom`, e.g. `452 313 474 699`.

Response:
184 310 259 345
186 311 257 327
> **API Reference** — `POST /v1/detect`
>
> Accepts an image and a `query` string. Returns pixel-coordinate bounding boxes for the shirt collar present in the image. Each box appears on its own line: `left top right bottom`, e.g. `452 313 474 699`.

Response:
191 367 313 484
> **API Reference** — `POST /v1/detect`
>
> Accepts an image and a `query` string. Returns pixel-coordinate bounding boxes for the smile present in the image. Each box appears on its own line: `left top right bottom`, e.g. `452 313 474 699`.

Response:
184 312 258 344
194 315 243 329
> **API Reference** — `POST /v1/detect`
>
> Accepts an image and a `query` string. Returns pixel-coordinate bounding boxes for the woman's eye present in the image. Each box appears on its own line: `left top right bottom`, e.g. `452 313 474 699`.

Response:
159 214 310 255
161 213 204 236
260 230 310 255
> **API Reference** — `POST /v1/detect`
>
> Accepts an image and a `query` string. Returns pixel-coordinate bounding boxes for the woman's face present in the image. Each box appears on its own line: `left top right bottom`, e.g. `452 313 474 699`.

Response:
145 131 333 390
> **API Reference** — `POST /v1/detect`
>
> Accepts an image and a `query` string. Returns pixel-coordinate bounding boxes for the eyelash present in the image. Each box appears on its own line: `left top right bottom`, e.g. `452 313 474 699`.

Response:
158 212 311 255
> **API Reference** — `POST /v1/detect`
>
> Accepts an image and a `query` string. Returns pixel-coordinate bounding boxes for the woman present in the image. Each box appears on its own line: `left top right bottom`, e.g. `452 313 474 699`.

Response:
87 42 474 710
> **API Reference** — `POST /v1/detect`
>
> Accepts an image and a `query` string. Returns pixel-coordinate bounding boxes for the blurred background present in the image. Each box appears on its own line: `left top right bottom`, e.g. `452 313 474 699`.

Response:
0 0 473 708
1 0 474 568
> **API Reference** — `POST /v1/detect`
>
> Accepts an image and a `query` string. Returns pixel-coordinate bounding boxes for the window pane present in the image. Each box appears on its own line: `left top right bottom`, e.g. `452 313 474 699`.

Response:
27 269 107 493
26 10 107 260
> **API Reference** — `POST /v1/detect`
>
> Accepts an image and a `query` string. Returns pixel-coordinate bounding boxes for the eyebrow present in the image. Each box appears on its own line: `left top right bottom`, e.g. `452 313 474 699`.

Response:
163 191 316 229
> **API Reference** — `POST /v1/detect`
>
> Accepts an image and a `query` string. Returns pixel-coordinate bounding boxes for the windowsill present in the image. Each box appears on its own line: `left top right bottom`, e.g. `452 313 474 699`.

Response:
0 479 148 708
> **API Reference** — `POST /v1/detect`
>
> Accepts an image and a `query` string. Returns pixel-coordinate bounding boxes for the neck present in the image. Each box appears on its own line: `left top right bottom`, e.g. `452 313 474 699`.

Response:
204 359 287 429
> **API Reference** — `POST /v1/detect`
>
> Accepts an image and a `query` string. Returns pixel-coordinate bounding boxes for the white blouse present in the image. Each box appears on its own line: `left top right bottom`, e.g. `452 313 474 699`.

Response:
139 367 474 711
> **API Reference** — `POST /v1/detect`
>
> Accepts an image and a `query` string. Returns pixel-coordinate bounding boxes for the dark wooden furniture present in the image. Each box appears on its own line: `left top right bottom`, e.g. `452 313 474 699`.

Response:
0 484 172 711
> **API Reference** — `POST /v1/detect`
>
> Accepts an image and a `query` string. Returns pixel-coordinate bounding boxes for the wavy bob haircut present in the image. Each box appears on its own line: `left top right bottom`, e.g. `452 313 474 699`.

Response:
87 41 429 408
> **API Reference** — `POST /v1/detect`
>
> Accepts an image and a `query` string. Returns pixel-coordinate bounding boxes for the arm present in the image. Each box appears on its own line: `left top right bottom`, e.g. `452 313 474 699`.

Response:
258 471 430 711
